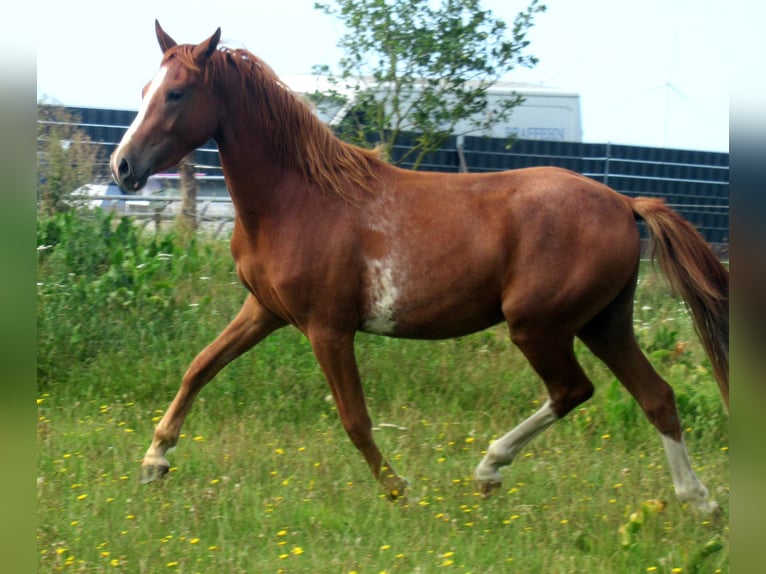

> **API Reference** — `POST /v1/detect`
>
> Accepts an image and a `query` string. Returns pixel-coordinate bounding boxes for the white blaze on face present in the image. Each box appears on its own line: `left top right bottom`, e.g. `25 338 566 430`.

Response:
364 259 400 335
116 66 169 152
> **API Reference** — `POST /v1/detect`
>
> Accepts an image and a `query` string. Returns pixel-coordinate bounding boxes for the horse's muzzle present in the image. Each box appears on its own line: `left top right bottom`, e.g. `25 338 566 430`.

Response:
110 151 148 192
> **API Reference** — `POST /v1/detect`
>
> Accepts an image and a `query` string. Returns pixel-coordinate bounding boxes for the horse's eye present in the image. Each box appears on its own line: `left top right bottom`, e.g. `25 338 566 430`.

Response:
167 90 184 103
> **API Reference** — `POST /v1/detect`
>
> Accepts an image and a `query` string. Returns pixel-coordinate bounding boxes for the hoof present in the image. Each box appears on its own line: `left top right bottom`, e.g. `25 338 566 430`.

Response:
382 475 409 502
696 499 722 518
475 477 502 499
141 462 169 484
386 489 406 503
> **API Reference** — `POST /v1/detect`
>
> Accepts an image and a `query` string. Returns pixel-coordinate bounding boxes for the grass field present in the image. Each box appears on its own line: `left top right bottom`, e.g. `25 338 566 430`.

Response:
36 211 728 573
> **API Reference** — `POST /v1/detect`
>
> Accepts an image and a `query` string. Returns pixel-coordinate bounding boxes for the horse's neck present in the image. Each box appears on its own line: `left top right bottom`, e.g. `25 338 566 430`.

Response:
215 118 283 202
216 131 321 226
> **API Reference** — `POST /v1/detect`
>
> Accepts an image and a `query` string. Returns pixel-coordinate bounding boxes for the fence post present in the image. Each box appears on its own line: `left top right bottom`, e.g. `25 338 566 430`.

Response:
177 153 198 232
604 142 611 188
456 135 468 173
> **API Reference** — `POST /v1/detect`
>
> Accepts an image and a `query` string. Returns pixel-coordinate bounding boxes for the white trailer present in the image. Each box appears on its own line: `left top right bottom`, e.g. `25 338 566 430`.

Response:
284 75 582 143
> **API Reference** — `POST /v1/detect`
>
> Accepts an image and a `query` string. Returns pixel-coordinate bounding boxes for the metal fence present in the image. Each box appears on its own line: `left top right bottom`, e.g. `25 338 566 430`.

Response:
72 193 236 237
44 106 729 247
391 134 729 247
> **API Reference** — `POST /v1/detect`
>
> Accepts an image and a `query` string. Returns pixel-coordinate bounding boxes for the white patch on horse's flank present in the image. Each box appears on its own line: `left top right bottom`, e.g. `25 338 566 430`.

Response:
364 259 399 335
118 66 169 148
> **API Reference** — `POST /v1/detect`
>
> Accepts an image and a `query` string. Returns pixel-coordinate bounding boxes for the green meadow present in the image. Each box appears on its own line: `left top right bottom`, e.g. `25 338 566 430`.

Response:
37 211 728 573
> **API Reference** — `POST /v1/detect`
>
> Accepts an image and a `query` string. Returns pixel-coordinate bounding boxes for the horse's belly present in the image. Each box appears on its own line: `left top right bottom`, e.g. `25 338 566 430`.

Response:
362 302 504 339
360 259 504 339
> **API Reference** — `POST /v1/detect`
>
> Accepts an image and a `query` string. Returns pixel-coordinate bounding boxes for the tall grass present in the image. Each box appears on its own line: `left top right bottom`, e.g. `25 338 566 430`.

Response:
37 211 728 573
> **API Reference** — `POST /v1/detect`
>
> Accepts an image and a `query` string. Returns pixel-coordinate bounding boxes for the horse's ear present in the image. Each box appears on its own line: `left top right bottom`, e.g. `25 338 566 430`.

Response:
193 27 221 62
155 20 177 53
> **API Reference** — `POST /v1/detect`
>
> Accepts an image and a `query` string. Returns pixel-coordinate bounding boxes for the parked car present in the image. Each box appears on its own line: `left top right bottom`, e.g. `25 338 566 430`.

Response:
70 179 158 212
70 174 233 219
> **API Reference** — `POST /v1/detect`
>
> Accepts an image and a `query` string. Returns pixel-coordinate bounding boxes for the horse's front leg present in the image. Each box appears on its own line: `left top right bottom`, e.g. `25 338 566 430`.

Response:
142 295 285 482
309 328 407 500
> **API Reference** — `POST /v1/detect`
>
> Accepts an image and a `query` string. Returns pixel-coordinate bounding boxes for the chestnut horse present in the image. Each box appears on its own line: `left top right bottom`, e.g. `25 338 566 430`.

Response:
111 22 728 511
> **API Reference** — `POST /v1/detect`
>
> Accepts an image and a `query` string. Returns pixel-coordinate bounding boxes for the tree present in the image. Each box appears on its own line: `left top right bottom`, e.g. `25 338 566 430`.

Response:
313 0 546 169
37 104 103 215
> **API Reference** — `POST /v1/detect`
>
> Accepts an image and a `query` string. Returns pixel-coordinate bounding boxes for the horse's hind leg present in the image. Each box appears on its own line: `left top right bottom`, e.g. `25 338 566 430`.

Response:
578 281 719 513
141 294 285 482
474 333 595 497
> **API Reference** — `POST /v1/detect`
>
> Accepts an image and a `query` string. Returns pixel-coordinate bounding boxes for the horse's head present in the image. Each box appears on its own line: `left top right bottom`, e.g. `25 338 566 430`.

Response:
111 21 221 192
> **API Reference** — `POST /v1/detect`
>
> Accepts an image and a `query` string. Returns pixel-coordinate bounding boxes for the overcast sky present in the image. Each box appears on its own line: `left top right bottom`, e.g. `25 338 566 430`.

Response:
34 0 731 152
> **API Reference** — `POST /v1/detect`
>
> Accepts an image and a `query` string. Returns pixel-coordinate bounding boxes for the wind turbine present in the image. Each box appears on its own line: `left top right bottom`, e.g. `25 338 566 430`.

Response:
644 78 696 148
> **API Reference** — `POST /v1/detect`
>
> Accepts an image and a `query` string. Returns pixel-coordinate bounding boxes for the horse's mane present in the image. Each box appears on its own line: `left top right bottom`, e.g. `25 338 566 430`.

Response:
168 44 384 202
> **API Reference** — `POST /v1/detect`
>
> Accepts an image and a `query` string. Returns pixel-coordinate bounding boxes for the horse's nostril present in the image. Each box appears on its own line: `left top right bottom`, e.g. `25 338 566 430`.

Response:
118 157 132 178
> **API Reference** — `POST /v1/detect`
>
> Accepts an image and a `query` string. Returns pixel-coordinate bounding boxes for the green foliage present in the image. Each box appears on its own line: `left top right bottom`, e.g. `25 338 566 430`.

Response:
36 210 237 391
37 104 104 215
313 0 546 168
38 211 185 310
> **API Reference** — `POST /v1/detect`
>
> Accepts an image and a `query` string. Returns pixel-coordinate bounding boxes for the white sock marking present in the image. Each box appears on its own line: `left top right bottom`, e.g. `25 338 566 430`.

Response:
475 400 558 483
660 434 712 509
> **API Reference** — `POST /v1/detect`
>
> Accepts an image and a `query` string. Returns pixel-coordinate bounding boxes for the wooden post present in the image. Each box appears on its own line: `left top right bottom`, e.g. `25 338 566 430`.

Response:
177 153 198 232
